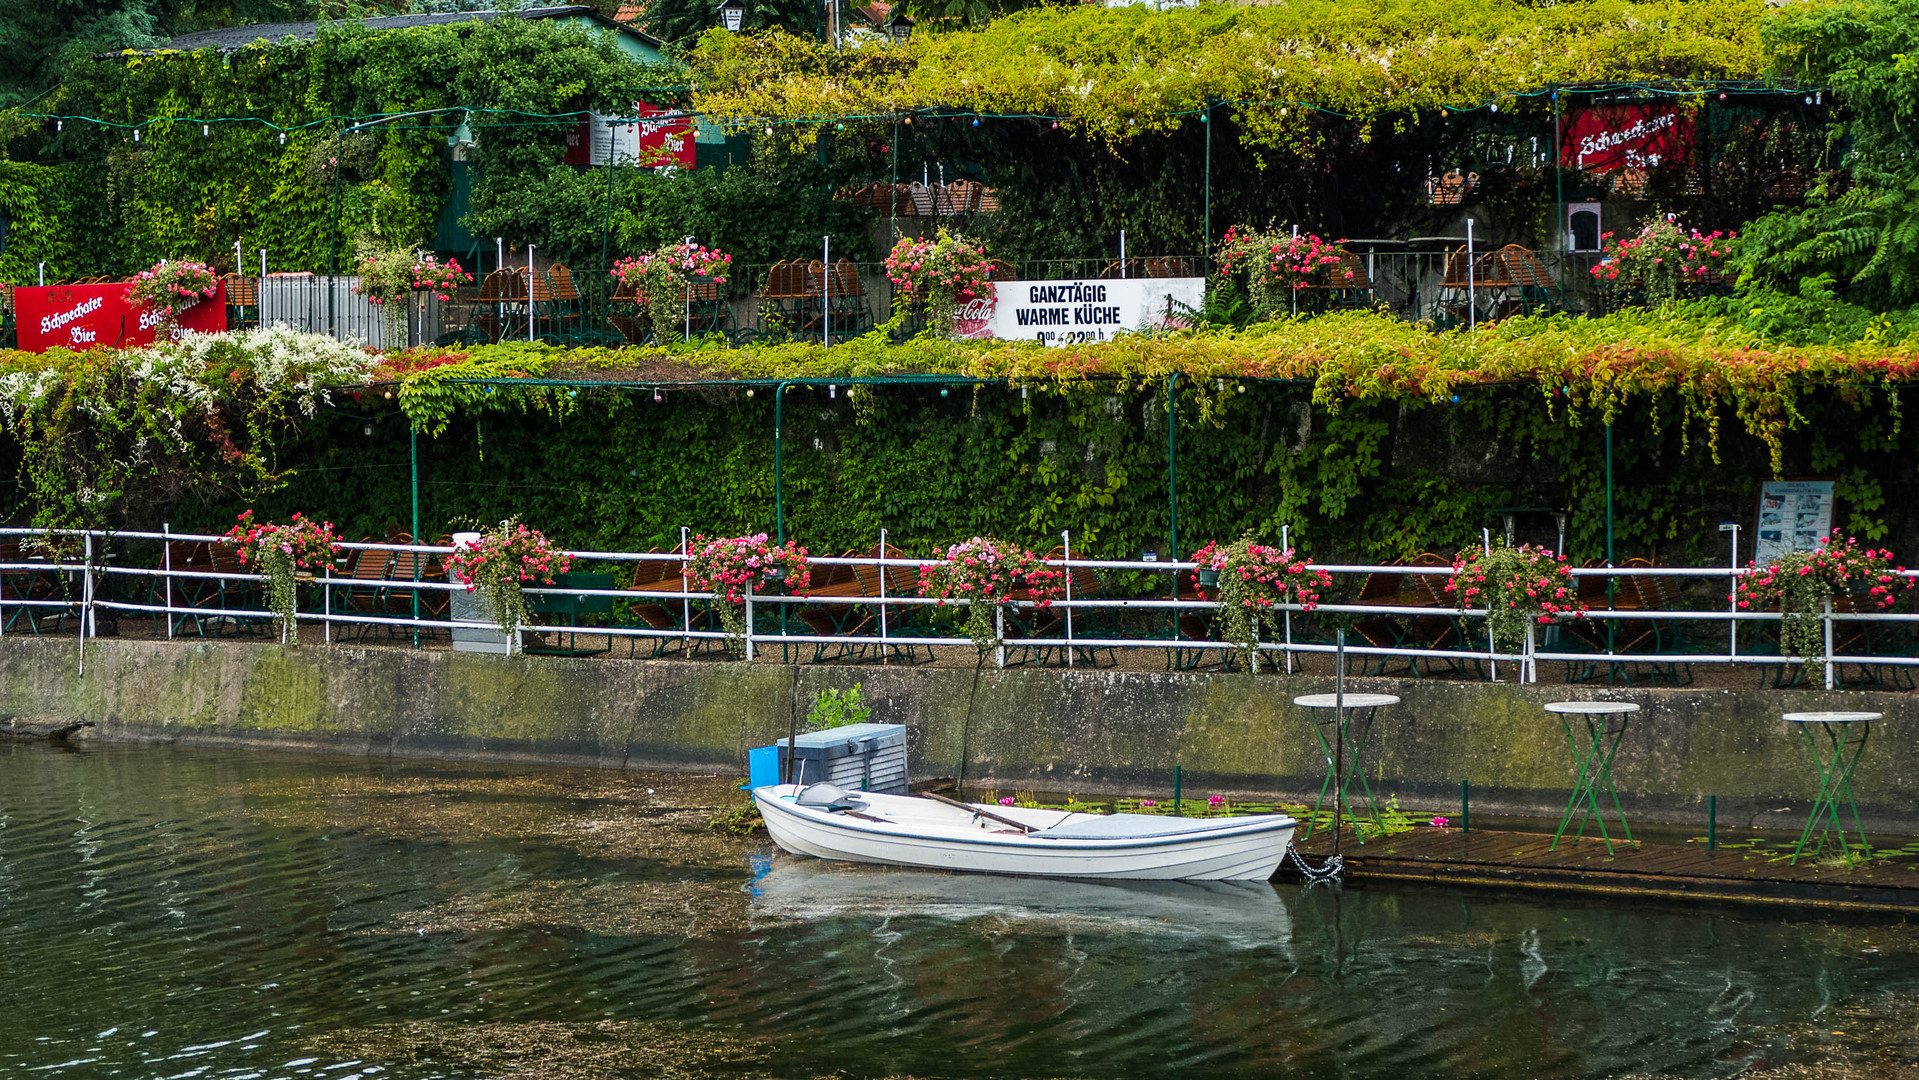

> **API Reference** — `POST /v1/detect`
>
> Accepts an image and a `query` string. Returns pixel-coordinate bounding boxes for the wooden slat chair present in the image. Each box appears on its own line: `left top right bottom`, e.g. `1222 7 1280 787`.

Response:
543 264 585 343
1490 244 1563 316
794 552 878 663
330 542 395 642
608 280 649 345
163 539 226 637
1143 256 1202 279
747 260 813 339
0 539 67 635
1399 553 1476 677
222 273 260 329
197 543 270 638
622 550 716 658
1349 562 1421 675
824 259 871 340
1563 562 1661 684
842 543 932 664
380 541 448 639
1036 547 1117 668
472 268 522 343
1430 246 1515 329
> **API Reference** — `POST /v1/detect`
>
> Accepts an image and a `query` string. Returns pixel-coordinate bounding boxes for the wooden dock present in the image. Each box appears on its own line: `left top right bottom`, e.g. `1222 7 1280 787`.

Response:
1288 825 1919 913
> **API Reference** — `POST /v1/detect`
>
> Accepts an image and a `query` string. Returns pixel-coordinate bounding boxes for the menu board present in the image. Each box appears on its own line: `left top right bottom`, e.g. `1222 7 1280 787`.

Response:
1753 480 1834 566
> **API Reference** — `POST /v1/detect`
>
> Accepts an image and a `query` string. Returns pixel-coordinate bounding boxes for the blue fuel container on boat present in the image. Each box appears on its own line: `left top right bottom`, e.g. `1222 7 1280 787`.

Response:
745 723 909 794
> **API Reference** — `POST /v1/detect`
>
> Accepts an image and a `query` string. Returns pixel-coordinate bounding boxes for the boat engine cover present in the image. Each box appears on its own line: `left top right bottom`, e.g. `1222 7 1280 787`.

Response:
795 783 868 813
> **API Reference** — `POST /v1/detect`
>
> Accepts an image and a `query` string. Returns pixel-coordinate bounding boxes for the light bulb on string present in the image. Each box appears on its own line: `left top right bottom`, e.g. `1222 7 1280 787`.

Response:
132 128 141 142
279 131 286 144
203 124 210 136
653 388 664 403
828 384 837 398
55 120 61 132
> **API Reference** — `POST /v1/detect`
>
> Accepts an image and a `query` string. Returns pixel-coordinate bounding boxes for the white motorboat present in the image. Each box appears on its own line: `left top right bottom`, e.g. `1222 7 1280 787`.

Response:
752 783 1296 881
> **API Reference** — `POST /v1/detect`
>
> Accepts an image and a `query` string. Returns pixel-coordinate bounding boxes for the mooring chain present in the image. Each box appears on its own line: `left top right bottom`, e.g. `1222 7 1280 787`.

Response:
1287 843 1343 882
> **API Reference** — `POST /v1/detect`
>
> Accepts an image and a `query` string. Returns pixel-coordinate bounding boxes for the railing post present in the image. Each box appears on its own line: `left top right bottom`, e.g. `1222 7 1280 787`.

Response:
1525 620 1537 684
163 522 174 640
878 528 889 663
1823 595 1835 690
681 527 691 660
1281 524 1294 674
745 589 755 662
1062 530 1074 668
995 604 1005 669
79 532 91 675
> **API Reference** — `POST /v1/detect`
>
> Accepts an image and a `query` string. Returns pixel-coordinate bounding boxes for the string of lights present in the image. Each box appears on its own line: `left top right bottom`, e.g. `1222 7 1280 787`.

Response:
17 79 1818 138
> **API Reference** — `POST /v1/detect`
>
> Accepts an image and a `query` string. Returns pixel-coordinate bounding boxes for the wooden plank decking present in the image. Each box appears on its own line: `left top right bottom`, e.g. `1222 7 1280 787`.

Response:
1288 825 1919 912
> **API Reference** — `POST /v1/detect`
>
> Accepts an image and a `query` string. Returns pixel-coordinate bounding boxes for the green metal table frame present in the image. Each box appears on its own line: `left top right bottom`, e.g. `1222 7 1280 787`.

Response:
1547 700 1641 853
1784 711 1880 869
1293 693 1399 843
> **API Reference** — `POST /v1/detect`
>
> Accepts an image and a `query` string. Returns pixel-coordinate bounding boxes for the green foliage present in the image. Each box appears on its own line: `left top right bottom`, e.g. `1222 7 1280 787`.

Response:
641 0 817 47
806 682 872 729
0 327 377 532
690 1 1770 145
8 18 680 276
1735 0 1919 306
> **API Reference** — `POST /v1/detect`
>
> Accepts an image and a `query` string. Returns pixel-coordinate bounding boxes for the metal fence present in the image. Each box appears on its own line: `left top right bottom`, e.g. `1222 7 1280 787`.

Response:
256 276 444 346
6 527 1917 691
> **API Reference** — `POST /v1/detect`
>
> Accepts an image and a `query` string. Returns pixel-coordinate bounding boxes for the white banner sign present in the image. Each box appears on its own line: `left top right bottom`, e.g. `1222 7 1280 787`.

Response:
1753 479 1834 566
957 277 1206 345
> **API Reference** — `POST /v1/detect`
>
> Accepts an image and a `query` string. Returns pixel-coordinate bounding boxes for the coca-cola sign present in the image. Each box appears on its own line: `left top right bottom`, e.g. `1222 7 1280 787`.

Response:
14 282 227 352
960 277 1205 346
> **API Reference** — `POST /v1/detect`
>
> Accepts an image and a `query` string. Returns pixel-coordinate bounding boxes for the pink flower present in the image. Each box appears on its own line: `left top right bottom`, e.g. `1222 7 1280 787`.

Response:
999 797 1015 806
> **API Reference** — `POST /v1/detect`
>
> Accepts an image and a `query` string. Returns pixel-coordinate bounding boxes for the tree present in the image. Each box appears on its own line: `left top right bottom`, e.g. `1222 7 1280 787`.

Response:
1734 0 1919 307
638 0 818 47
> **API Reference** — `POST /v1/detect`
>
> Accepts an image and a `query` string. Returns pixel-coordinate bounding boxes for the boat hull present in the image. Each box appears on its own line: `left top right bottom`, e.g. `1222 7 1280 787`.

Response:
753 785 1294 881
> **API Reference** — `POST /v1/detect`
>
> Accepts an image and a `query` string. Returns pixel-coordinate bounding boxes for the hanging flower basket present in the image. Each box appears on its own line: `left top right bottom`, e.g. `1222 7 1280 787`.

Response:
224 510 341 644
1191 534 1331 669
886 229 995 337
612 242 733 335
444 518 573 651
1738 529 1911 677
1444 542 1587 652
686 533 810 649
129 259 220 335
916 537 1062 651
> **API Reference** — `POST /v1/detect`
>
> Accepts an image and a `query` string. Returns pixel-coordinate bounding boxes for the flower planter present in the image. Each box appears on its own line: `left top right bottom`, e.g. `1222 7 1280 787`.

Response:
761 565 788 584
1197 569 1220 589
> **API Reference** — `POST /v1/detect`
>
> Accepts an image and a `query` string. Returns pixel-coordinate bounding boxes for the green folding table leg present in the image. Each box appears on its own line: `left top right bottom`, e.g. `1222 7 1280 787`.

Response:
1304 707 1386 843
1552 713 1635 854
1791 721 1871 868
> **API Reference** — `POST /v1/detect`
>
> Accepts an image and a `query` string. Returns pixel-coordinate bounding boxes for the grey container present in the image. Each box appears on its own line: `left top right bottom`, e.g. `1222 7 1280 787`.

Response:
777 723 908 794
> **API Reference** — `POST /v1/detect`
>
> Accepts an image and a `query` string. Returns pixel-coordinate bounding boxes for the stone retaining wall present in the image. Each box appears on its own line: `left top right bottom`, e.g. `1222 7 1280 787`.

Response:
7 638 1916 831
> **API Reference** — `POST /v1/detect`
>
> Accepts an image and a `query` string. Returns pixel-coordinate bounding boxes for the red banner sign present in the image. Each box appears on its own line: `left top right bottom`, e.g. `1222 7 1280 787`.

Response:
564 102 694 169
1562 104 1695 173
14 282 227 352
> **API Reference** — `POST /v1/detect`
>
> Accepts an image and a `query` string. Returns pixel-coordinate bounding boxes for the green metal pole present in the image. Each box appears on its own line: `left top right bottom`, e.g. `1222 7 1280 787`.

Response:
1707 794 1717 851
1462 779 1470 833
1606 421 1617 673
1202 100 1212 255
410 424 421 648
1167 373 1180 563
774 381 789 544
410 425 420 544
890 119 900 241
1173 764 1182 816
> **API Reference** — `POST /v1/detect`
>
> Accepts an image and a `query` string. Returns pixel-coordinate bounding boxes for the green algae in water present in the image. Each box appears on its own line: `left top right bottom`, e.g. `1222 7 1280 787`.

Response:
307 1020 775 1080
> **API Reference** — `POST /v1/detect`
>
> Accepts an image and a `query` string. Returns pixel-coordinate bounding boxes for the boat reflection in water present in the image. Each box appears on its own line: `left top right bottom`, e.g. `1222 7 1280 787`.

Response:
745 856 1293 952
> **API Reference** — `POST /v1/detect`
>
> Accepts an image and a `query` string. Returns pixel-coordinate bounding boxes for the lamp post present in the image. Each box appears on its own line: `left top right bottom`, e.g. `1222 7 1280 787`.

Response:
717 0 745 31
887 11 914 42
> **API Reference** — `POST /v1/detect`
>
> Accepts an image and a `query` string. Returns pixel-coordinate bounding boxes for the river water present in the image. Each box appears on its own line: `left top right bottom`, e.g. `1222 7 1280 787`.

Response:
3 743 1916 1080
